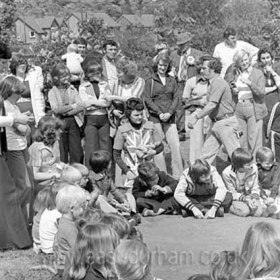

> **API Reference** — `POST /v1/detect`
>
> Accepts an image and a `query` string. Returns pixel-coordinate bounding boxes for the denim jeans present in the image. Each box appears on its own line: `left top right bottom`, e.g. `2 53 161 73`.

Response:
200 116 240 164
154 122 183 179
59 117 83 164
235 100 263 157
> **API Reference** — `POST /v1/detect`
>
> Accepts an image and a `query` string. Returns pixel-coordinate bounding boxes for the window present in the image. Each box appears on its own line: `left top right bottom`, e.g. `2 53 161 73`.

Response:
29 31 35 38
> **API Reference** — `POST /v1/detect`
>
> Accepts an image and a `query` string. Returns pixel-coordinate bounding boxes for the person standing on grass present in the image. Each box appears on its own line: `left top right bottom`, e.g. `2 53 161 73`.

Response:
188 56 240 164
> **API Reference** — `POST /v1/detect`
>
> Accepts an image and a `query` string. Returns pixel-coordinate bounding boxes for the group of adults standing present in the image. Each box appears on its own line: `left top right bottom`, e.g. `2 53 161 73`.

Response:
1 25 280 250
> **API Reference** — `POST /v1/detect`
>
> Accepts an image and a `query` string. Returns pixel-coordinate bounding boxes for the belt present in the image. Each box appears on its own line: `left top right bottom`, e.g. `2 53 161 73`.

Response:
212 113 234 122
238 98 253 103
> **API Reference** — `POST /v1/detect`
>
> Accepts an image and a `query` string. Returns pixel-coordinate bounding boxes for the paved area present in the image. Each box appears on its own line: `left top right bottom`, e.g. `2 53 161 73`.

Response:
139 214 280 280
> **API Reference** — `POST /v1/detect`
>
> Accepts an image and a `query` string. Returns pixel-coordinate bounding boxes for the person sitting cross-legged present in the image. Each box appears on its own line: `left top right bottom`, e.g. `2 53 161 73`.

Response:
132 162 181 217
174 159 232 219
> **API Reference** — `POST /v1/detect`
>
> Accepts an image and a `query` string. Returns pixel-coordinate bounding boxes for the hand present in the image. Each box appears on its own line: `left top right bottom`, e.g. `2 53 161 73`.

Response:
152 185 164 192
204 207 217 219
265 65 274 74
159 113 165 121
145 189 155 198
143 148 156 158
161 113 171 122
232 87 239 95
17 112 35 124
192 207 204 219
246 197 258 210
240 76 252 86
187 115 198 129
113 109 124 118
126 170 137 181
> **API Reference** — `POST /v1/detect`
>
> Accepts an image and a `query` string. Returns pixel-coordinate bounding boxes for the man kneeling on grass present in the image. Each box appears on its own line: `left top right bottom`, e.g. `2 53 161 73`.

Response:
132 162 181 217
174 159 232 219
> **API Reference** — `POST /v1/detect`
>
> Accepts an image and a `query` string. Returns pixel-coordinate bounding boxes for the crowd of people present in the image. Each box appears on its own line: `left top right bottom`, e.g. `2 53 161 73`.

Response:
1 26 280 279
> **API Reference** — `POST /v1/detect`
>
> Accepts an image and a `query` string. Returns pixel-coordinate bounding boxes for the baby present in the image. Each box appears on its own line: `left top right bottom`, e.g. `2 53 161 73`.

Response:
61 43 83 82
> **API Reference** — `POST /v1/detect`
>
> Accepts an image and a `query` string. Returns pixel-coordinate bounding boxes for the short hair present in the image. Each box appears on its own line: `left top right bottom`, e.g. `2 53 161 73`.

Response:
46 180 67 210
207 57 222 74
56 184 88 214
67 43 78 53
71 163 89 176
0 76 26 100
125 97 144 119
138 162 159 182
256 147 274 162
101 213 131 240
152 52 172 74
89 150 111 173
60 165 83 185
50 63 70 87
257 48 274 62
231 148 253 170
102 39 118 50
76 208 104 229
223 27 237 39
81 59 102 81
232 49 251 66
113 240 151 280
188 159 211 183
9 53 28 75
73 37 87 46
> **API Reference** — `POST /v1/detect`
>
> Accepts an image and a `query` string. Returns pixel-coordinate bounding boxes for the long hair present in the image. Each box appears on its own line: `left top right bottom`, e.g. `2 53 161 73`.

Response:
113 240 152 280
34 116 62 146
69 223 119 280
241 222 280 278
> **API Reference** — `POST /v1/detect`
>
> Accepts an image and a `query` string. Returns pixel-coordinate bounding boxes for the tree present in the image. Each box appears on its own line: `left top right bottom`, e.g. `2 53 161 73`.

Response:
0 0 16 42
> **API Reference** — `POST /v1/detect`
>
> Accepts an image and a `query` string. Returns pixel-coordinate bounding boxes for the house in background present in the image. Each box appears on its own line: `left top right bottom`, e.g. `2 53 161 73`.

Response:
64 12 120 36
15 16 61 43
117 14 154 31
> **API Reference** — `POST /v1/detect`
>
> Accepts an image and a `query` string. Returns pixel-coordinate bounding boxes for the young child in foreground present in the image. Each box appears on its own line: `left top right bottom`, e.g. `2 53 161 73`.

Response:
113 239 163 280
174 159 232 219
256 147 280 218
53 185 88 277
132 161 180 217
222 148 263 217
61 44 83 82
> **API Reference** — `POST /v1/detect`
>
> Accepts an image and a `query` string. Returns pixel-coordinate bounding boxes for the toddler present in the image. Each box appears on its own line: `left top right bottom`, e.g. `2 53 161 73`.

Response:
256 147 280 218
61 44 83 82
60 165 83 186
222 148 263 217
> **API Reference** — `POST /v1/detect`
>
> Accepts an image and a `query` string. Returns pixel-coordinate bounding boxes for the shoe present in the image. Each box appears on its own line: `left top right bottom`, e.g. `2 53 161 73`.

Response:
216 206 224 217
181 209 189 218
172 209 179 215
131 213 141 225
142 208 156 217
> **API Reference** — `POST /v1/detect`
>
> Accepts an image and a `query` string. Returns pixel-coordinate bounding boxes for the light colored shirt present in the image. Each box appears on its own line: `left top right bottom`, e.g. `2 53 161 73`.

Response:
4 100 27 151
104 57 118 94
39 208 61 254
213 40 259 77
61 52 83 75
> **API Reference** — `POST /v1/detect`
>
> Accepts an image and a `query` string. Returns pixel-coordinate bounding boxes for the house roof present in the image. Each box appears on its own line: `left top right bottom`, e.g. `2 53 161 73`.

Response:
66 12 119 27
117 14 154 27
16 16 59 34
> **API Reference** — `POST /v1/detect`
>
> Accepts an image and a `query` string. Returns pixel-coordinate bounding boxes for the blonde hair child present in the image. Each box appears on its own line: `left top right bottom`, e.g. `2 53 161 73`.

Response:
241 222 280 279
113 239 162 280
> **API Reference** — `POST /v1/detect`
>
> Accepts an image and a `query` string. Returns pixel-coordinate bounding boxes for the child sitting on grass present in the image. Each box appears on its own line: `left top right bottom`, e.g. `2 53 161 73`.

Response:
53 185 88 277
88 150 133 215
132 161 180 217
222 148 263 217
175 159 232 219
256 147 280 218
